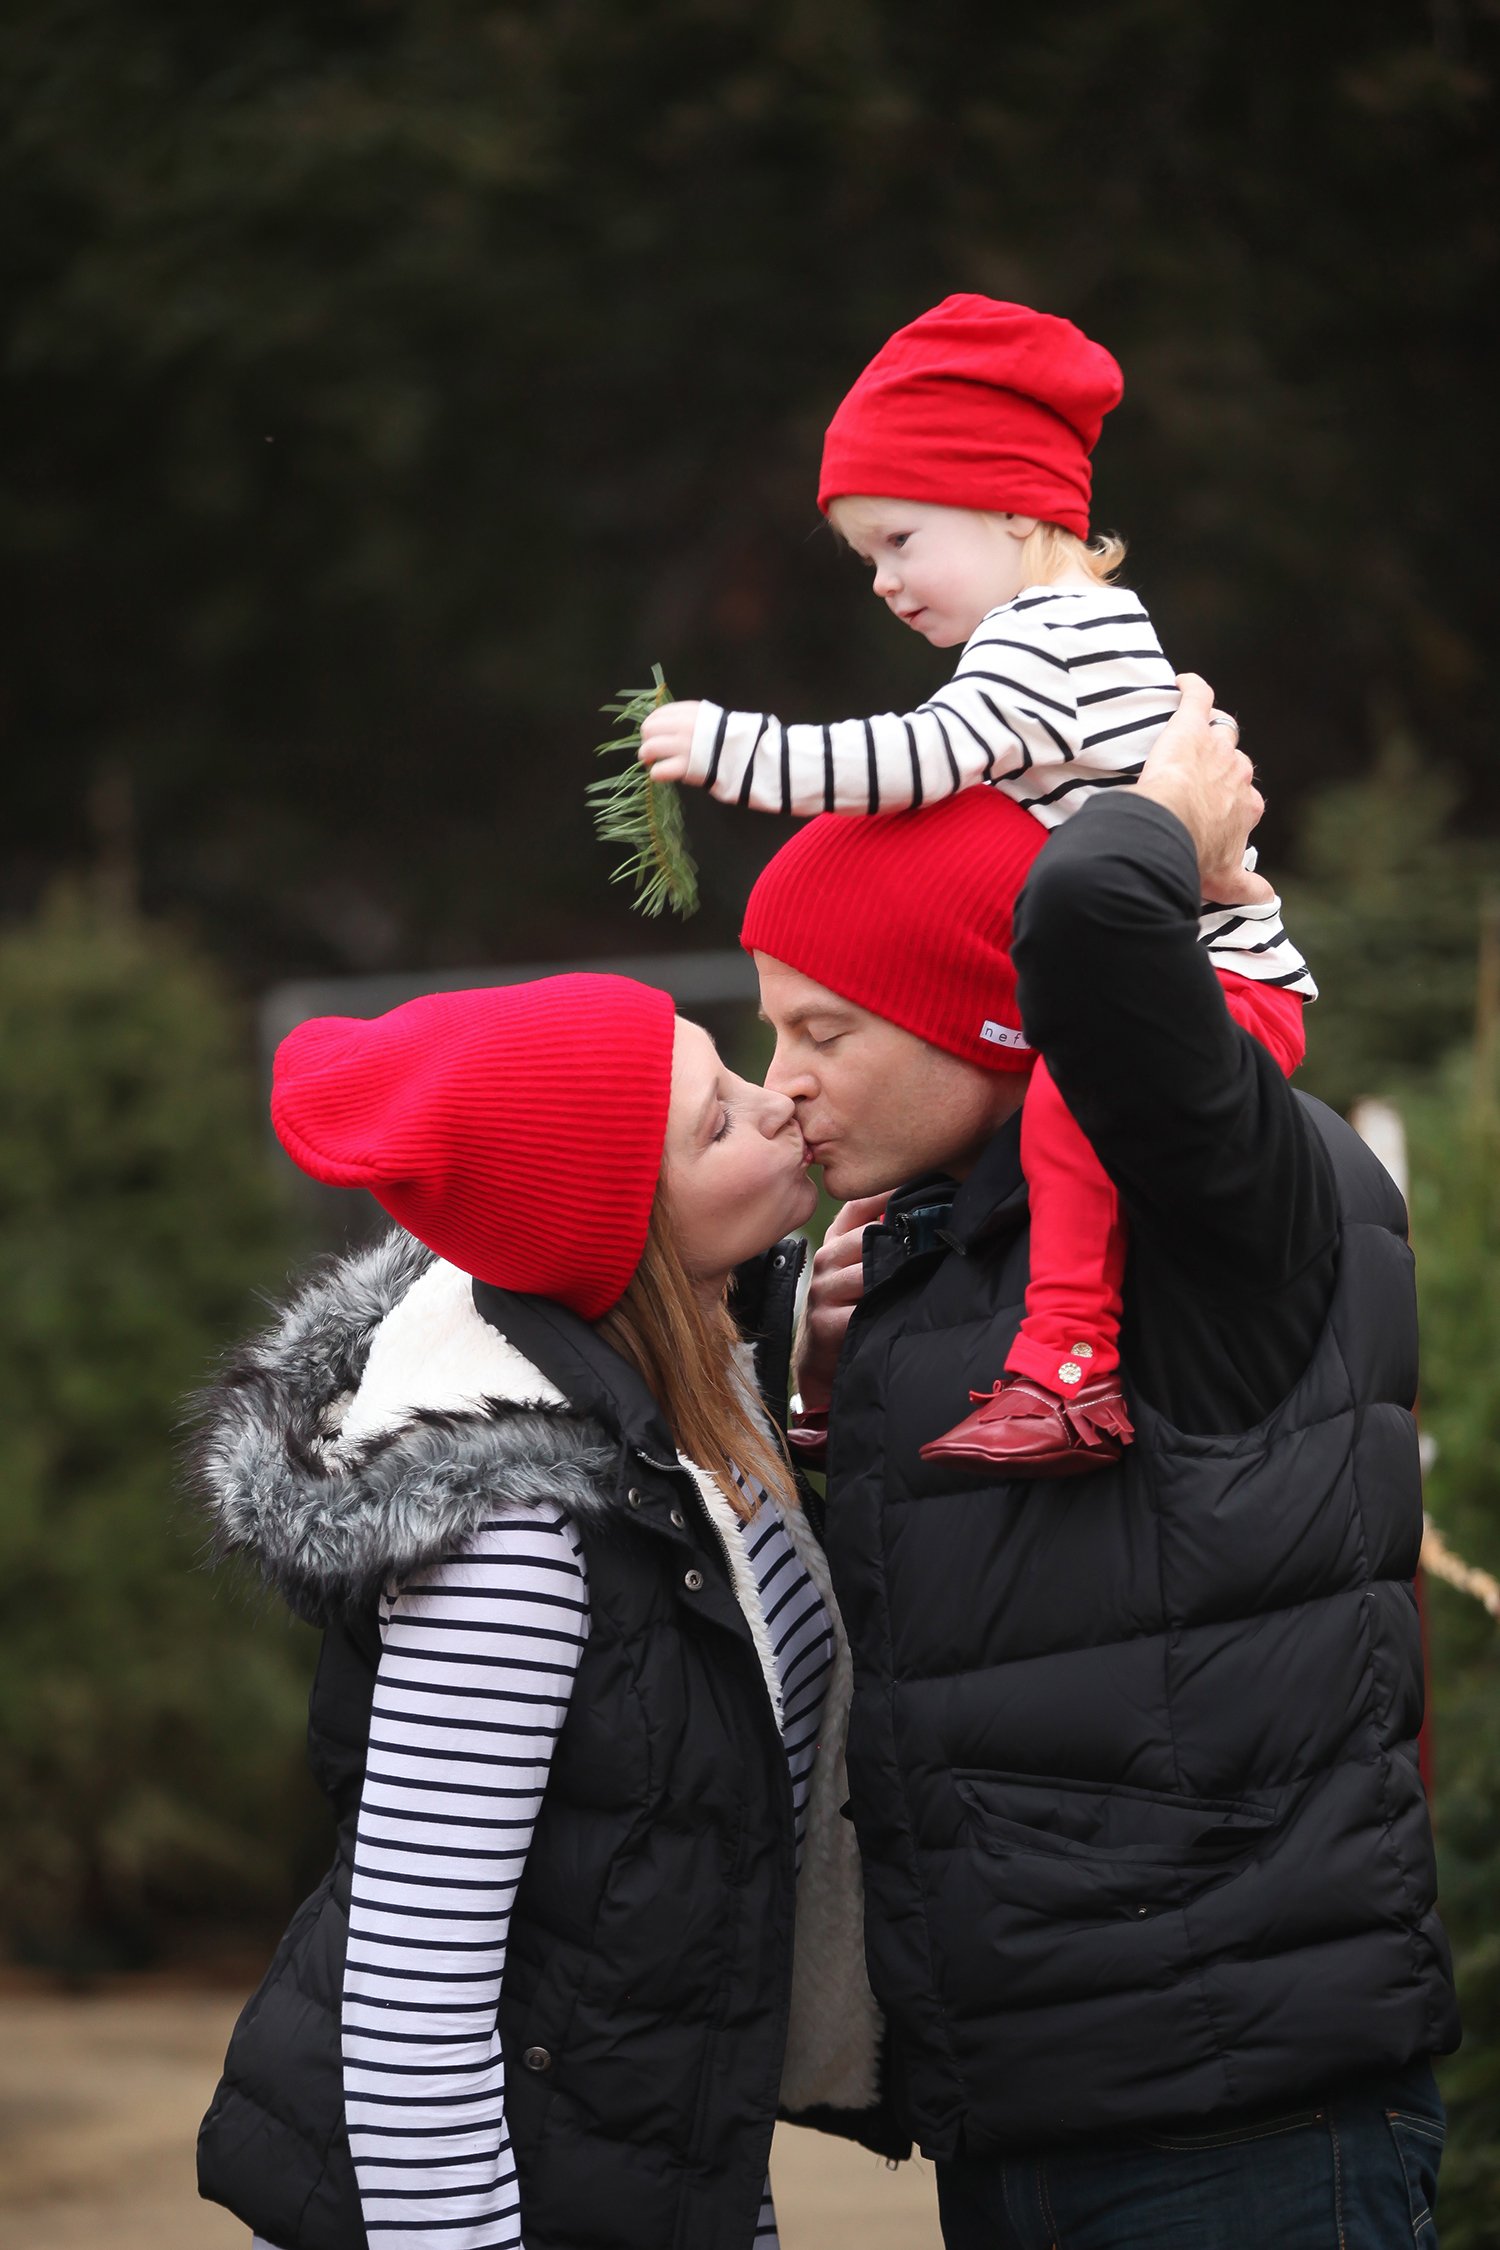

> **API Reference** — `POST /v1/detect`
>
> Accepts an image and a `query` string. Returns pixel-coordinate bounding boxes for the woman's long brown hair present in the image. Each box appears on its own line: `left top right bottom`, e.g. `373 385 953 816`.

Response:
598 1192 797 1522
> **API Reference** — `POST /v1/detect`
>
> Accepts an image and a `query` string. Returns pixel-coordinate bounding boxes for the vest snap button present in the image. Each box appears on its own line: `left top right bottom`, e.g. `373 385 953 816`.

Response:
670 1507 686 1528
522 2045 552 2072
1135 1905 1151 1918
683 1569 705 1592
627 1488 643 1507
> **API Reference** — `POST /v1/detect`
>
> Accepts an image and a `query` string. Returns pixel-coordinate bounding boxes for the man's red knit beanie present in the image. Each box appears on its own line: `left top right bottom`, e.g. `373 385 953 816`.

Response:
271 973 676 1318
741 788 1049 1073
818 295 1124 539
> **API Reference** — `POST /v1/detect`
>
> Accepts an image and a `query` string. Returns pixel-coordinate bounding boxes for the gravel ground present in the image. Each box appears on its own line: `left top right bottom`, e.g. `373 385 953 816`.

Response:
0 1975 942 2250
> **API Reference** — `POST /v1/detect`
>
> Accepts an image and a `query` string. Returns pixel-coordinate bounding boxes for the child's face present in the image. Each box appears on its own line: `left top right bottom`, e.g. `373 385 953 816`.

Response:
828 496 1033 647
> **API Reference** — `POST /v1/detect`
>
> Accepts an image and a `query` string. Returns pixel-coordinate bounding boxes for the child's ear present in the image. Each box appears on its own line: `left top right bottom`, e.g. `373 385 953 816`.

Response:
999 513 1039 544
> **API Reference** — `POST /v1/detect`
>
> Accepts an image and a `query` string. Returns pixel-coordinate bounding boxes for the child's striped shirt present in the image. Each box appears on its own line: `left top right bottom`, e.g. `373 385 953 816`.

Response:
685 584 1314 998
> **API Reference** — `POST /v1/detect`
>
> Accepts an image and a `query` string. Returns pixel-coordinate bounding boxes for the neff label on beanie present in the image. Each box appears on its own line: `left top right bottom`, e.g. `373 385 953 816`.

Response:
981 1019 1032 1051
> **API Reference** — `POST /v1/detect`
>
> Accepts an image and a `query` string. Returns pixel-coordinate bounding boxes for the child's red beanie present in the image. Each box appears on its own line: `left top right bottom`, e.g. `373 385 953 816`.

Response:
740 788 1048 1074
818 295 1123 539
271 973 676 1317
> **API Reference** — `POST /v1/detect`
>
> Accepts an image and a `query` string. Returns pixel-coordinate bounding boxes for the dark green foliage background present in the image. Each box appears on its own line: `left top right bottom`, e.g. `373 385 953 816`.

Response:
2 0 1495 974
0 893 319 1964
1282 768 1500 2248
1406 1064 1500 2244
1 0 1497 2238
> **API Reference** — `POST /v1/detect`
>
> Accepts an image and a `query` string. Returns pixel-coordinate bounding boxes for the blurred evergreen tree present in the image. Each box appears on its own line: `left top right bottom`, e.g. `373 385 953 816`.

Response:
0 887 319 1964
1269 751 1500 2239
1283 735 1500 1115
1404 1059 1500 2250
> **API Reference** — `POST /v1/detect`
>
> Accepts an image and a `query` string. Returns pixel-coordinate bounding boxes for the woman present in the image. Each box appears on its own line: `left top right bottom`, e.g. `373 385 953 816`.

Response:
192 972 898 2250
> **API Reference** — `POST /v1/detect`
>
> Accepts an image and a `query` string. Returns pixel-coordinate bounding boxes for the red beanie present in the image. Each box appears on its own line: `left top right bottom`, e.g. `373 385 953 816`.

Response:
271 974 676 1318
818 295 1124 539
741 789 1049 1073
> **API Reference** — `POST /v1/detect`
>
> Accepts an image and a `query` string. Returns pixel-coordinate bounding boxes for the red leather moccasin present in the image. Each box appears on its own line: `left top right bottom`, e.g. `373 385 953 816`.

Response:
919 1374 1135 1479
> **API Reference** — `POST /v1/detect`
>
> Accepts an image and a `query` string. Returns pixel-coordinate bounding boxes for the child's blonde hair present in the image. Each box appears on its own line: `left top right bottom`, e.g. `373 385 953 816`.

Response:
1010 517 1127 586
827 495 1126 587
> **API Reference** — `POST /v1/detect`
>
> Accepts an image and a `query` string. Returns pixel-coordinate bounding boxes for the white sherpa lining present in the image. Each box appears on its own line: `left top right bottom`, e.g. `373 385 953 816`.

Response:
674 1455 786 1732
774 1477 883 2113
331 1257 567 1453
723 1347 883 2115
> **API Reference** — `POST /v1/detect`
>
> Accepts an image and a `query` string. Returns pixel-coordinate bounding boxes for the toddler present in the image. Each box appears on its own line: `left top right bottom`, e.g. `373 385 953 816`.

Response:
640 295 1313 1476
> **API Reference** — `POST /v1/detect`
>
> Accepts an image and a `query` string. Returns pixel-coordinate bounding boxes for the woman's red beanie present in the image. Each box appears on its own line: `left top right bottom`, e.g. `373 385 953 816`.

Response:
818 295 1124 539
740 788 1049 1074
271 973 676 1318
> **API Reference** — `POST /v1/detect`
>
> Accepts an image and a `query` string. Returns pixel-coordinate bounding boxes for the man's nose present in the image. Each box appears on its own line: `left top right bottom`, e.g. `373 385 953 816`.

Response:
765 1042 814 1101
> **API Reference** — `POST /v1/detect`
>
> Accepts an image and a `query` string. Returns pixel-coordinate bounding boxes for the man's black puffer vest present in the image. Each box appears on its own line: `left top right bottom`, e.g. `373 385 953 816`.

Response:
192 1233 900 2250
827 1092 1459 2156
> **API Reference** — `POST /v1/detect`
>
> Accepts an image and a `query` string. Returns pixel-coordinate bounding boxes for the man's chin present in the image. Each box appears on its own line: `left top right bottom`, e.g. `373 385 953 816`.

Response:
818 1152 898 1202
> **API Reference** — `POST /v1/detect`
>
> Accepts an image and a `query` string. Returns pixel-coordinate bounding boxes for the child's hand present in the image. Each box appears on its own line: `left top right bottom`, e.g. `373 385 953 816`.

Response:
639 701 702 784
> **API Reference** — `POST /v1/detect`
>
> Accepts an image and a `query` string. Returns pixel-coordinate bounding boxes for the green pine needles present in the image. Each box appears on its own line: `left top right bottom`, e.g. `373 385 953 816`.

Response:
589 666 700 919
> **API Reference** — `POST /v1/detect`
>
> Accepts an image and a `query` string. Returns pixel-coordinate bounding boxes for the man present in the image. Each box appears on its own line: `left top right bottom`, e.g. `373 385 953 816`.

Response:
744 678 1459 2248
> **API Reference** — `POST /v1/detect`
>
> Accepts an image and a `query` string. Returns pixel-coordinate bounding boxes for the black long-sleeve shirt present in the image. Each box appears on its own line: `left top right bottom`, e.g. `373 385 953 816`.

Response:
1011 792 1340 1435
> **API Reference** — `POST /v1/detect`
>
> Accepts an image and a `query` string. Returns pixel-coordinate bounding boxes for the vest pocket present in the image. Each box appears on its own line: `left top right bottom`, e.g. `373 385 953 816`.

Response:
953 1769 1281 1919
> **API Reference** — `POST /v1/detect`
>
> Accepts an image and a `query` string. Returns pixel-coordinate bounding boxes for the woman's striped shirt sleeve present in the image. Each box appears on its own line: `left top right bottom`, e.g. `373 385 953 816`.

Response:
342 1504 589 2250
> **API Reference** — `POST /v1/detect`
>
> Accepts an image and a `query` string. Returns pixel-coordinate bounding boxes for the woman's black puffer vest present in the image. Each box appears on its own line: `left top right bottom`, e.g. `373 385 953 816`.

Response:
826 1093 1460 2156
191 1232 898 2250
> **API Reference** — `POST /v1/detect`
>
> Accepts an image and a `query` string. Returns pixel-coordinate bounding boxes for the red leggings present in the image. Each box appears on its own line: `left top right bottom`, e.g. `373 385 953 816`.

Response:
1005 972 1307 1393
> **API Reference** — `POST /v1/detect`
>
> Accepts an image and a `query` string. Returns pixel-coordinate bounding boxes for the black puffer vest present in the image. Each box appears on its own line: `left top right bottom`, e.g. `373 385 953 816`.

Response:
826 1092 1459 2156
192 1233 896 2250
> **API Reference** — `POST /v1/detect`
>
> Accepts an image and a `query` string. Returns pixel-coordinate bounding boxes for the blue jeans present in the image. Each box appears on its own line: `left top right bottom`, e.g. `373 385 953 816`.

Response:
935 2060 1445 2249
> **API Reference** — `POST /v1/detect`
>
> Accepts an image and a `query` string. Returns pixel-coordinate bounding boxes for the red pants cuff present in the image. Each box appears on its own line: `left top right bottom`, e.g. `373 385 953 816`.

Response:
1004 1329 1121 1395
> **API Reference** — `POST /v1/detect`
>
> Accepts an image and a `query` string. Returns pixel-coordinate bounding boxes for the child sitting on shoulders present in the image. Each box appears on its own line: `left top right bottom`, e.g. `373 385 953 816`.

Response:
640 294 1313 1477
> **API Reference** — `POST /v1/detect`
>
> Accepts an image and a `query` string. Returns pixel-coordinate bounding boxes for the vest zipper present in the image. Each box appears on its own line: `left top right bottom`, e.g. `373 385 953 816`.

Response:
635 1450 744 1605
639 1453 793 1757
689 1469 740 1599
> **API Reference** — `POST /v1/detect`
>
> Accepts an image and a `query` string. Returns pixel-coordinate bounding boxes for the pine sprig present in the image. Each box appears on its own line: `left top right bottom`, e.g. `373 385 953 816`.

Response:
587 665 700 919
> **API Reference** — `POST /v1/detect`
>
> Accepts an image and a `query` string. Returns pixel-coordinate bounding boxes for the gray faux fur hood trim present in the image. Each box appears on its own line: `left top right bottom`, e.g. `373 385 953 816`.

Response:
190 1230 619 1624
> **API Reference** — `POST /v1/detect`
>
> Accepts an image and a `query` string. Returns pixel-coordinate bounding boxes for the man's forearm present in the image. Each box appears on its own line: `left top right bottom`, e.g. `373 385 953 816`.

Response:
1013 793 1329 1289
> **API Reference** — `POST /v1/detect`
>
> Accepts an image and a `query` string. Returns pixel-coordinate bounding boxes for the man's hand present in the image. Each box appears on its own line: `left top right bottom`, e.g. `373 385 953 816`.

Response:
639 701 702 784
1136 674 1273 906
793 1194 886 1412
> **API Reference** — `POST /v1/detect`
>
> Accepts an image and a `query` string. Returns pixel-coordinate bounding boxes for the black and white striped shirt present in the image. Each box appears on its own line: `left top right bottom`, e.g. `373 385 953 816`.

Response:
328 1486 832 2250
684 585 1315 999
